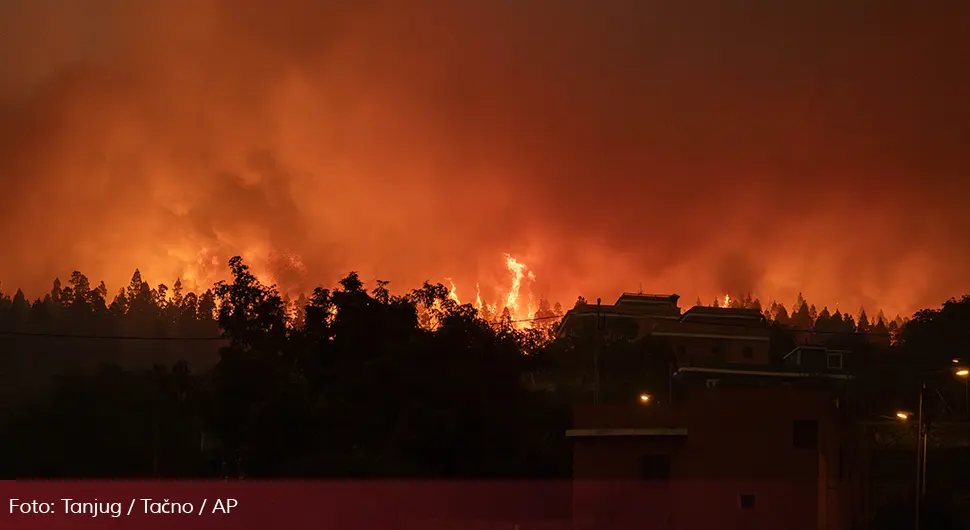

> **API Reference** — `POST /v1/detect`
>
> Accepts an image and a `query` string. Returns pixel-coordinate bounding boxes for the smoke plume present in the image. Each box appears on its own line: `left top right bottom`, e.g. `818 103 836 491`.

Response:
1 0 968 318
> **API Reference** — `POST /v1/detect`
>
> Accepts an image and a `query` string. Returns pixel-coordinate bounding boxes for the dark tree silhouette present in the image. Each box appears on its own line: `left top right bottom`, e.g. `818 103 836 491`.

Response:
791 301 813 329
857 308 871 333
0 256 966 490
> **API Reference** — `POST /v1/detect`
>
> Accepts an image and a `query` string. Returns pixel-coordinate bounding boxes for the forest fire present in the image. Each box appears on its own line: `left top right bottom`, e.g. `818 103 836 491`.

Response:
0 1 967 325
444 254 538 329
3 4 969 505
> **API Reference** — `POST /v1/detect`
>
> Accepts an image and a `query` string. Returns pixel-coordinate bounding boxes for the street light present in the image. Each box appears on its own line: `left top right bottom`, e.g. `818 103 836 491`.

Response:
956 369 969 419
908 365 968 530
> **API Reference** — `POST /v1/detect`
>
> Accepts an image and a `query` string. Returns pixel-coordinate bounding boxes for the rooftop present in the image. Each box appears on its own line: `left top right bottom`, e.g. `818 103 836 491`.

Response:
673 361 852 380
615 293 681 306
680 305 766 322
782 345 853 362
563 292 683 317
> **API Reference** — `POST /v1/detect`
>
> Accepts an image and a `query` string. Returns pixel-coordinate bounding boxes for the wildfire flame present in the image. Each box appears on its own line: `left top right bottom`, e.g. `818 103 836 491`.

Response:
443 253 537 329
156 242 538 330
723 294 731 308
446 278 460 303
504 255 527 319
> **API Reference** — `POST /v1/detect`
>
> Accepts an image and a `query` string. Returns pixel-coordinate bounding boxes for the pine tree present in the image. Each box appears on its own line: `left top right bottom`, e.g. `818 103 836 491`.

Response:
794 292 806 313
815 307 832 331
791 302 812 329
773 303 791 325
857 308 871 333
172 278 184 308
842 312 856 333
68 271 91 306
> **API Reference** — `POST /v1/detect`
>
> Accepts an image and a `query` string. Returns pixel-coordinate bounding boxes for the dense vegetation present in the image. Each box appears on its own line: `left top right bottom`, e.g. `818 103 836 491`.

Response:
1 257 968 480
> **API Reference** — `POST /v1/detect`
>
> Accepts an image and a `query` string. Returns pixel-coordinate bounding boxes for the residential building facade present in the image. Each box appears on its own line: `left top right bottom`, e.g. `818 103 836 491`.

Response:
570 387 866 530
654 305 771 368
557 293 682 341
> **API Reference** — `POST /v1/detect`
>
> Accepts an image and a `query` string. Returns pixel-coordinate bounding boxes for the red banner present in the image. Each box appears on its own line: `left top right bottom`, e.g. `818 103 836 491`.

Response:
1 481 574 530
2 479 823 529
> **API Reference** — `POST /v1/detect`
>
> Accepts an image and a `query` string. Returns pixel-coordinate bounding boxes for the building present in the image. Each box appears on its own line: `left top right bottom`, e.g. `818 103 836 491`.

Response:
654 305 771 368
556 293 682 341
782 345 855 375
553 294 858 403
569 386 866 530
556 295 772 368
557 291 874 528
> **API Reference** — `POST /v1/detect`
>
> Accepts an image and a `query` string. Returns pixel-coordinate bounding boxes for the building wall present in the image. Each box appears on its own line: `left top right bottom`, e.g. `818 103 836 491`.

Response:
667 333 771 366
653 317 772 368
572 388 857 530
672 372 852 402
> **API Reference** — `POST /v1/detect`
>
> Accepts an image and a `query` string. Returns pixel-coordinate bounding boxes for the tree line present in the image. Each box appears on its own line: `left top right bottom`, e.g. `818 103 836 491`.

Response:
1 257 968 479
693 292 905 337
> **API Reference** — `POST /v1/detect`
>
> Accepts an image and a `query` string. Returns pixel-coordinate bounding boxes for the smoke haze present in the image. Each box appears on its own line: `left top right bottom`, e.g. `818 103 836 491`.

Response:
1 0 969 317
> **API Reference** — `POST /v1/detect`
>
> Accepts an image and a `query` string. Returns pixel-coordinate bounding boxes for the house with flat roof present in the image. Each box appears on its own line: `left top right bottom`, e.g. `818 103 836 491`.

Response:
556 293 682 341
569 386 866 530
654 305 771 369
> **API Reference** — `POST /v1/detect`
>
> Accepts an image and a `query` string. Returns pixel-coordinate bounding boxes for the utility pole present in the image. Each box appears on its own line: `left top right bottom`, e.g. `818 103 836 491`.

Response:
964 376 969 420
921 421 928 497
915 381 924 530
593 298 603 405
906 365 968 530
153 417 159 477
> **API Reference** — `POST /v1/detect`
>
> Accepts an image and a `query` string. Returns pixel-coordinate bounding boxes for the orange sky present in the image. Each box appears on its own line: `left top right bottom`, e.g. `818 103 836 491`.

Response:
0 0 968 318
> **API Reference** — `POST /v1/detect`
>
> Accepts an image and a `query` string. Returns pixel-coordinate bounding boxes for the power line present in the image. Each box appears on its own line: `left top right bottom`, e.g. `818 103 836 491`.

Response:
0 330 226 341
491 314 562 325
0 310 890 340
549 311 892 336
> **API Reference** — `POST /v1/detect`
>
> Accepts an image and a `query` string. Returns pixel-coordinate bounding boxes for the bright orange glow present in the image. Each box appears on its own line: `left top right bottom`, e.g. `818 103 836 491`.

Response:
956 369 969 377
896 412 909 420
446 278 460 304
503 255 528 320
0 3 967 320
723 294 731 308
639 394 651 403
439 255 539 328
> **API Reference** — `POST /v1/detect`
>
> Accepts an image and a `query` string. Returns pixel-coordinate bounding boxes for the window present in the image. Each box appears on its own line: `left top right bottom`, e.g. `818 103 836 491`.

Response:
742 346 753 359
793 420 819 450
676 346 687 357
706 379 720 388
711 345 720 356
639 454 671 481
826 352 843 370
739 494 756 509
